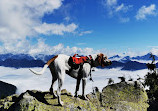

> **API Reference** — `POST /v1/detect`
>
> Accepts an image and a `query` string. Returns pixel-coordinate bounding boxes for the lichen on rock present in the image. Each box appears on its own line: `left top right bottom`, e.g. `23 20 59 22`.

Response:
101 81 149 111
0 89 105 111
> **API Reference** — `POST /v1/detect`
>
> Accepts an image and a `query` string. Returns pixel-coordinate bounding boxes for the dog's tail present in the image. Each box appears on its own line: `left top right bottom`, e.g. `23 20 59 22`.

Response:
29 55 58 75
29 64 49 75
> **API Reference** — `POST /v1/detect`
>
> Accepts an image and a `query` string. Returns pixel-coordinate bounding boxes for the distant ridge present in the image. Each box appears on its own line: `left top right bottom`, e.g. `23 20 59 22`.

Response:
0 59 45 68
102 53 158 70
0 53 52 68
131 53 158 60
109 55 120 59
0 53 156 70
110 53 158 62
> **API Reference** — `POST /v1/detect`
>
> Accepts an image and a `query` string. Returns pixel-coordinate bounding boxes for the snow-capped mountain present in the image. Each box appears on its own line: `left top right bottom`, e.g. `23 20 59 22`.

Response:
105 53 158 71
109 55 120 60
109 53 158 63
0 54 46 68
109 55 131 63
0 53 156 70
0 53 56 62
34 54 55 62
131 53 158 60
0 53 34 61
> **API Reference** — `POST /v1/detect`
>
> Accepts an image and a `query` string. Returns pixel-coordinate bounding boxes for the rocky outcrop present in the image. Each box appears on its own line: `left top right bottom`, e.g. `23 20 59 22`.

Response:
101 81 149 111
0 81 17 99
0 89 104 111
0 81 149 111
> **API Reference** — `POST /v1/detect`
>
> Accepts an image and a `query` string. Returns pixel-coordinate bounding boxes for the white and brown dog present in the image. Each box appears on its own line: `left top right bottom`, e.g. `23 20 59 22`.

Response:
29 53 112 106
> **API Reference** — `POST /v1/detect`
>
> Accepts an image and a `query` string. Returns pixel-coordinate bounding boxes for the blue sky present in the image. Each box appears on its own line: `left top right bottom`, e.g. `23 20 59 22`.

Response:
42 0 158 52
0 0 158 56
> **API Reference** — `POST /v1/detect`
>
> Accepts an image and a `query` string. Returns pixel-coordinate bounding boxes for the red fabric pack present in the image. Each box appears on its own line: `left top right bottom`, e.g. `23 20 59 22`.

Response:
72 54 88 64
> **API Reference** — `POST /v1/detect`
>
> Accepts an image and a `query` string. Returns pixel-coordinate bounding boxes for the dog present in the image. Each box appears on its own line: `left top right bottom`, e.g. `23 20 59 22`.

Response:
29 53 112 106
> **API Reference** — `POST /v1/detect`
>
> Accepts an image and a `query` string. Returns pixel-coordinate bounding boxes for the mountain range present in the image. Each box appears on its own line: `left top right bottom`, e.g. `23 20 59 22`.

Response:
109 53 157 62
0 53 156 70
106 53 157 70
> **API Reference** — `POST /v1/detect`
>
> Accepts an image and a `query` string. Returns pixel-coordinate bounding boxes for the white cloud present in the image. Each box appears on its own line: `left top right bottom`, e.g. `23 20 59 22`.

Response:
64 16 71 22
106 0 117 7
0 0 63 42
2 40 148 58
79 30 92 36
0 0 79 54
59 46 96 56
136 4 157 20
102 0 132 22
76 43 86 45
103 0 132 15
97 48 150 58
0 37 108 56
121 49 149 57
27 39 97 56
115 4 132 13
150 48 158 55
119 17 130 23
115 3 124 12
34 23 78 35
0 67 148 95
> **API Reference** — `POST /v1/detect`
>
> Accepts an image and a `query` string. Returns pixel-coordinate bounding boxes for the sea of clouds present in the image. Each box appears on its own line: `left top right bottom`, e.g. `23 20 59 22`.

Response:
0 67 148 95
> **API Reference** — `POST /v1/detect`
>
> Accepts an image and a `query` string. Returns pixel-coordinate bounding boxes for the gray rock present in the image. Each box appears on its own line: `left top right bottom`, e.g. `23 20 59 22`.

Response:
101 81 149 111
0 80 17 99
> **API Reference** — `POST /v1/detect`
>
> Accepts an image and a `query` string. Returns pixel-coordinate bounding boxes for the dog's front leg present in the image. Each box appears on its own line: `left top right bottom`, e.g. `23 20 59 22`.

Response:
74 78 81 97
81 78 88 100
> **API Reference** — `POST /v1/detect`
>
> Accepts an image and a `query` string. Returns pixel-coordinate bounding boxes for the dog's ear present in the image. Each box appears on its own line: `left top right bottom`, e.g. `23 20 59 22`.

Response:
98 53 104 67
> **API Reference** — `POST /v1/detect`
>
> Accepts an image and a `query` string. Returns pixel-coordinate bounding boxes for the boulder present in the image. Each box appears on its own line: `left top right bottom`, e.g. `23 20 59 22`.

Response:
101 81 149 111
0 81 17 99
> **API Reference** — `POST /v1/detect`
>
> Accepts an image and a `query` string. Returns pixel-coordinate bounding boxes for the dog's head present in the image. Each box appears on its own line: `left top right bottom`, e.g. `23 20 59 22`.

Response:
97 53 112 67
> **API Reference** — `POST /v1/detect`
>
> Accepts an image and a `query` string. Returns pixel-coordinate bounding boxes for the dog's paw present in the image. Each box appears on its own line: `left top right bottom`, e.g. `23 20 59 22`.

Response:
58 101 64 106
74 94 78 98
80 95 89 101
49 91 57 98
49 89 54 94
53 94 57 99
